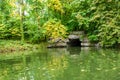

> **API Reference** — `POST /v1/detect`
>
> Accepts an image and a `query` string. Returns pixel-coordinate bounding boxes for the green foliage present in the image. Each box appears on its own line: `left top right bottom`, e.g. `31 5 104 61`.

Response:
93 0 120 47
98 23 120 47
88 34 98 43
73 0 120 47
0 18 21 39
60 0 79 30
0 24 6 39
8 17 21 38
24 0 47 43
43 19 67 41
24 19 45 43
48 0 64 13
0 0 120 47
0 0 21 39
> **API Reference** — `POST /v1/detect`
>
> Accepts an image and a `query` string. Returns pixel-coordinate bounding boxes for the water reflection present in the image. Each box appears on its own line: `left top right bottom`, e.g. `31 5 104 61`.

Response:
0 48 120 80
67 47 81 55
0 49 68 80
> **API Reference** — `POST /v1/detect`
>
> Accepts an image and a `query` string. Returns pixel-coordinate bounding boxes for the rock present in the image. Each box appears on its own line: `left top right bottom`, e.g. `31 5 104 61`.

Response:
47 43 67 48
68 35 79 39
54 38 62 43
47 35 82 48
81 42 100 47
81 43 91 47
47 38 67 48
67 35 81 47
70 31 84 35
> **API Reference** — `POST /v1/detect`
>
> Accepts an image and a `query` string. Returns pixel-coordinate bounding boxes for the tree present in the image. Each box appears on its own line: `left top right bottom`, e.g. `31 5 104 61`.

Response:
19 0 24 43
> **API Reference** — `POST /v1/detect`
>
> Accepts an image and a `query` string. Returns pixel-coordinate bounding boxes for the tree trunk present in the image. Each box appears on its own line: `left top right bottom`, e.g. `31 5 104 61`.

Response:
20 0 24 43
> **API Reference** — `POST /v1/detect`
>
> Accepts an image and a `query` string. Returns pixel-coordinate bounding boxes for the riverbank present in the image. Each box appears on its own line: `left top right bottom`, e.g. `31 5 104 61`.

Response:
0 40 42 53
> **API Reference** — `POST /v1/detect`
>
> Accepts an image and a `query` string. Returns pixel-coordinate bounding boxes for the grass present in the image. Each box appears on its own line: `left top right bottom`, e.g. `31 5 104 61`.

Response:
0 40 41 53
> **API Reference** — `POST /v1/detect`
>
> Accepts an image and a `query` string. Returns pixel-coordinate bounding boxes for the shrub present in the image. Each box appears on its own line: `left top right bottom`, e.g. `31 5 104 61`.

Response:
43 19 67 41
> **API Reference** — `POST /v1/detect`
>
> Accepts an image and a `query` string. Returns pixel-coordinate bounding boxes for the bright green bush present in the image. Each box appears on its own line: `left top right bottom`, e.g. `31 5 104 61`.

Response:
43 19 67 41
48 0 64 13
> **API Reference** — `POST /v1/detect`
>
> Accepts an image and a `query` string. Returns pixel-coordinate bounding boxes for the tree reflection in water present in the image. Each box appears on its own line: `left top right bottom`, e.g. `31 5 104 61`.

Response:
0 48 120 80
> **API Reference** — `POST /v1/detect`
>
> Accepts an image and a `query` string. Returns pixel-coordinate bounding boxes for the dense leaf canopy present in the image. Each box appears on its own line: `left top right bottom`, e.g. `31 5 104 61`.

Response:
0 0 120 47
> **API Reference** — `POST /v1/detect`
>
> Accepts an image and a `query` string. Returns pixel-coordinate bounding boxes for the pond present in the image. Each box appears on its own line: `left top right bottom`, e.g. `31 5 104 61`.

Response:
0 46 120 80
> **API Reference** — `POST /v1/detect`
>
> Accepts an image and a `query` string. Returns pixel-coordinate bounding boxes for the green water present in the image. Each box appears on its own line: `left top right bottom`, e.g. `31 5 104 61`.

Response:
0 47 120 80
